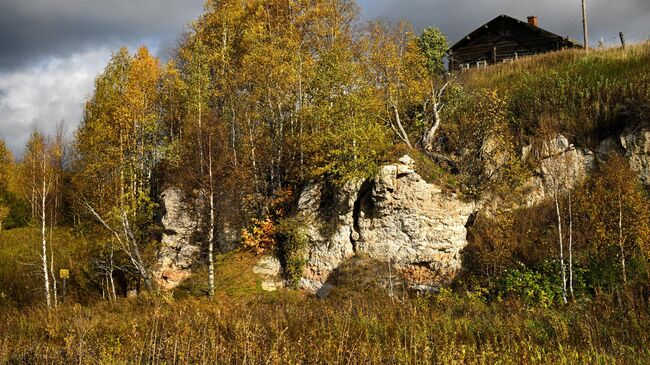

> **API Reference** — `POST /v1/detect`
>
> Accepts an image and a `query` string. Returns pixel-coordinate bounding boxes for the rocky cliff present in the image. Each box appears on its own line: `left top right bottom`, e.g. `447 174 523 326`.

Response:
154 188 204 290
517 129 650 207
621 128 650 185
157 129 650 293
297 156 475 295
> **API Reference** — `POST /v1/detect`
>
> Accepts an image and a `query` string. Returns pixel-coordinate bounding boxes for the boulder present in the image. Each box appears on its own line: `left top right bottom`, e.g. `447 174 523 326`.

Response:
253 255 284 291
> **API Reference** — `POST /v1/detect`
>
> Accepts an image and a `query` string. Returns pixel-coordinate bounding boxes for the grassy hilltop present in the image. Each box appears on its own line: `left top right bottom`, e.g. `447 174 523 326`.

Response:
461 43 650 146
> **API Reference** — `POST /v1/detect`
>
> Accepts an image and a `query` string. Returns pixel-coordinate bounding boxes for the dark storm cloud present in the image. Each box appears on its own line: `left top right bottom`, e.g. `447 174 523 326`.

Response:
358 0 650 46
0 0 204 70
0 0 204 156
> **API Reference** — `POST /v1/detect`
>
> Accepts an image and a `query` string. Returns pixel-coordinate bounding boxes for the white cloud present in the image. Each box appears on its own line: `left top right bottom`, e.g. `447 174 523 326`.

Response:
0 47 112 156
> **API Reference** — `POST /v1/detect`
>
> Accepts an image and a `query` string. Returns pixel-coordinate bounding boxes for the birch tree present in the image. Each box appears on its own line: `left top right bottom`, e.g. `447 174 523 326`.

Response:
541 138 572 304
23 132 58 308
588 156 650 287
75 47 164 292
417 27 450 153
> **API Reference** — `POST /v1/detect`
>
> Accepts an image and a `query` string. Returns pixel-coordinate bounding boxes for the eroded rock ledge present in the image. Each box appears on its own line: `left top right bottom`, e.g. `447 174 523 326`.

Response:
298 155 476 294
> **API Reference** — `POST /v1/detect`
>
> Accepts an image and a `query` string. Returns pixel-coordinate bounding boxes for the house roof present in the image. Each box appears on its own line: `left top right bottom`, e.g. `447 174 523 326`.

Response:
448 14 581 52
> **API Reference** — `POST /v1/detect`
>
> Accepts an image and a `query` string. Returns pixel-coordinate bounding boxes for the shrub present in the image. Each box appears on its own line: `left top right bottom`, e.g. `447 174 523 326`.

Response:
0 191 29 229
241 218 277 255
498 261 564 307
275 215 310 288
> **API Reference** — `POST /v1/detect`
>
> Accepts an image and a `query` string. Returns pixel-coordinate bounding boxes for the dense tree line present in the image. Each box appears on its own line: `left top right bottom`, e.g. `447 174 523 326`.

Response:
67 0 451 298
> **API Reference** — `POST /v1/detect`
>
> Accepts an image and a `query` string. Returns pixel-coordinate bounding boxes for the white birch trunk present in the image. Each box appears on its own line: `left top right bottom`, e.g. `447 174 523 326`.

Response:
420 82 448 152
568 194 574 300
109 244 117 301
555 191 568 304
392 104 412 148
618 193 627 285
207 136 216 297
41 174 51 309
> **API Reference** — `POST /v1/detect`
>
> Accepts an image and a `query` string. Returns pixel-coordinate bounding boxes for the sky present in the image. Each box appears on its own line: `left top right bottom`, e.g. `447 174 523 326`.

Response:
1 0 649 156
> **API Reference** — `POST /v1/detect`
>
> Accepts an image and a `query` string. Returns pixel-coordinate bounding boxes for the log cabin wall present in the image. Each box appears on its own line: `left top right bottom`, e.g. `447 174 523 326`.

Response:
448 15 581 70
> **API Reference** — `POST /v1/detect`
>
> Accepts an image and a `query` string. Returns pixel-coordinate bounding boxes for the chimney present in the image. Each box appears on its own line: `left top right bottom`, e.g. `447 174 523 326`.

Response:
527 16 539 27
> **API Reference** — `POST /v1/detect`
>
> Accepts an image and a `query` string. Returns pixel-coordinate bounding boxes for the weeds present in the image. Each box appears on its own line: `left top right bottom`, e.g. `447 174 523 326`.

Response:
1 293 649 364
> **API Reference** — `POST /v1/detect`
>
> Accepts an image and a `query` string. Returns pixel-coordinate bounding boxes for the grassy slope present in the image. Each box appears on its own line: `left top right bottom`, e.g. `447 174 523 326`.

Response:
0 227 97 307
460 42 650 147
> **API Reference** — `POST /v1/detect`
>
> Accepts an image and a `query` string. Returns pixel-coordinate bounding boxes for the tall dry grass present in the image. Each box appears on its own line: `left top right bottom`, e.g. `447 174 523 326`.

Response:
1 292 648 364
458 42 650 147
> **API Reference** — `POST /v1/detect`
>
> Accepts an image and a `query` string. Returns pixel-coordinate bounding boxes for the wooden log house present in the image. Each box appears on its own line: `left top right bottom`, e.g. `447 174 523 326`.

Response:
448 14 581 70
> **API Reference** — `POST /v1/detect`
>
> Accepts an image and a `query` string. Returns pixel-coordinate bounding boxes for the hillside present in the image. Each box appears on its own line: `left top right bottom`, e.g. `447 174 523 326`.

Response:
460 43 650 146
0 0 649 362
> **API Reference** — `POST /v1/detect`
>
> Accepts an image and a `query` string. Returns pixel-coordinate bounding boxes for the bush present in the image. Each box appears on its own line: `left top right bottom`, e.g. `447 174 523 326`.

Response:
0 191 29 229
498 261 565 307
275 215 310 288
241 218 277 255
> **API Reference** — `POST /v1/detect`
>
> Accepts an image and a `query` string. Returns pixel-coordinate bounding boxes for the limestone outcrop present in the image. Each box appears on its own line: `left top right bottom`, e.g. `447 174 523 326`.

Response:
516 131 650 208
252 255 284 291
621 129 650 185
523 135 595 206
298 155 476 294
154 188 204 290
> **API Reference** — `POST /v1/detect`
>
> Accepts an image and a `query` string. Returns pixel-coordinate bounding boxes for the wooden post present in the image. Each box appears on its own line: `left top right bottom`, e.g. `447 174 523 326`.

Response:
619 32 626 48
582 0 589 50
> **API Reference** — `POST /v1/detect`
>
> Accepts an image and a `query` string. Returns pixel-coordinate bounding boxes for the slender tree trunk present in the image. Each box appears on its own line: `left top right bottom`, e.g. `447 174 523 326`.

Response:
568 194 574 301
392 104 412 148
207 135 216 297
298 56 304 180
109 245 117 301
555 191 568 304
41 175 51 309
421 108 441 152
247 118 260 195
618 192 627 285
198 70 204 176
231 102 238 167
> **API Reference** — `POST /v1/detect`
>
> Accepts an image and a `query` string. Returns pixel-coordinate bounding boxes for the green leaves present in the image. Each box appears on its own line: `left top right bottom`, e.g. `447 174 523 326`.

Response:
417 27 448 76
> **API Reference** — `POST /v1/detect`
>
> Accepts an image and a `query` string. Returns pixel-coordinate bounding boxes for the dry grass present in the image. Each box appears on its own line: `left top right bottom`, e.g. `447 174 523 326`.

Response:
455 42 650 147
1 292 648 364
1 230 649 364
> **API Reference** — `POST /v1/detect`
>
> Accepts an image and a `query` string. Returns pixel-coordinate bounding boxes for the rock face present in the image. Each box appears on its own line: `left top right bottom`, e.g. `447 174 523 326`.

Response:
298 156 475 294
526 135 595 206
480 130 650 214
517 131 650 208
621 129 650 185
154 188 204 290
